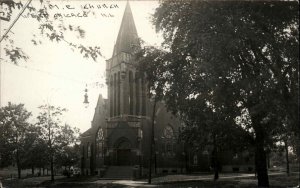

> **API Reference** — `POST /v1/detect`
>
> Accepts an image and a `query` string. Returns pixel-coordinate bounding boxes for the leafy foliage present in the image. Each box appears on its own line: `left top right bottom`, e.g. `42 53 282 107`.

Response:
0 102 32 178
136 1 298 186
36 104 79 181
55 144 81 170
0 0 102 64
0 102 81 178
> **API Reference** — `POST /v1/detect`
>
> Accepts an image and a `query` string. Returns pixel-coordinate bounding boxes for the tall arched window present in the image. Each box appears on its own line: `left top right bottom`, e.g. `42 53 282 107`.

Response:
141 76 146 116
110 75 113 117
114 73 117 116
193 155 198 165
162 125 175 157
87 143 91 158
117 72 120 116
135 73 140 115
129 71 133 115
96 128 104 158
82 145 85 158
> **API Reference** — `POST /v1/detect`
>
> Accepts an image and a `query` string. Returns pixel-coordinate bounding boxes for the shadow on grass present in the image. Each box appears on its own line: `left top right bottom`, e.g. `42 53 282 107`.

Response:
158 173 299 188
3 173 298 188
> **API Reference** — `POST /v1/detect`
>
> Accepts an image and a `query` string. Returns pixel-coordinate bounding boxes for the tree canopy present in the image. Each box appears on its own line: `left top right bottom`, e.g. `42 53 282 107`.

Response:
0 103 32 178
0 102 80 179
136 1 299 187
36 104 79 181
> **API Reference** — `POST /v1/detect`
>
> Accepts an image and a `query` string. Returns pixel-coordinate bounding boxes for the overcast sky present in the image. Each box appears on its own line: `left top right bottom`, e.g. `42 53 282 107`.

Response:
0 0 162 132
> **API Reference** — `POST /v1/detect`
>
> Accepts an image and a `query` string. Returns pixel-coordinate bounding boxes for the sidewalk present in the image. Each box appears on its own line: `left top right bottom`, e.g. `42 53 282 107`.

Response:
3 172 297 188
92 172 290 187
147 172 284 184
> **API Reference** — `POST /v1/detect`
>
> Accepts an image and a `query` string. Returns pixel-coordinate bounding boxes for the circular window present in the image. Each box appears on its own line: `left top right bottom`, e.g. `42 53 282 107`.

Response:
163 126 174 139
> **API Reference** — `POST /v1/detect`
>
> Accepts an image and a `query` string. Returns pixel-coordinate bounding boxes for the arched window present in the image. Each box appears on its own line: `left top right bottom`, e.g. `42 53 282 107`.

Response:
129 71 133 115
114 73 117 116
193 155 198 165
166 143 172 152
117 72 120 115
82 145 85 158
96 128 104 158
135 73 140 115
141 76 146 116
162 125 175 157
110 75 113 117
87 143 91 158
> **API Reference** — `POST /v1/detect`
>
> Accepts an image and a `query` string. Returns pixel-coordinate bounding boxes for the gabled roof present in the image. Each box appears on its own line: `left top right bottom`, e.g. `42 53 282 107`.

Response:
112 1 140 56
81 94 107 139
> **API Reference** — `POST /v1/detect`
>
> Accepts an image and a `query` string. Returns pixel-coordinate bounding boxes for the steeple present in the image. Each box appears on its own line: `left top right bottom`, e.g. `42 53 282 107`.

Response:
112 1 139 56
106 1 145 119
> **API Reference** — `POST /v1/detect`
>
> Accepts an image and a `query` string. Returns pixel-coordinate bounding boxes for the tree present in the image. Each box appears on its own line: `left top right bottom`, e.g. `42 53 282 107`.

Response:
0 0 102 64
274 116 299 176
36 105 79 181
0 102 32 179
55 144 80 172
22 125 48 175
36 104 64 181
55 124 80 171
136 1 298 187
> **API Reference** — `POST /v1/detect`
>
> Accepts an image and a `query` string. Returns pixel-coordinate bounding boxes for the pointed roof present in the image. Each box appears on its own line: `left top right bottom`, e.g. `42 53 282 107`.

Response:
112 1 139 56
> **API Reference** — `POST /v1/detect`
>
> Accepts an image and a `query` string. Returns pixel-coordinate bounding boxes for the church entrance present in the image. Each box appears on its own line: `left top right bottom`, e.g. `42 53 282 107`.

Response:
116 149 131 165
114 137 132 166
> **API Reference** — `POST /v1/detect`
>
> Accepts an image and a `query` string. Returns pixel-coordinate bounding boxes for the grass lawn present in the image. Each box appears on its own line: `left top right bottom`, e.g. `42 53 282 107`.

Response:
1 173 299 188
161 173 299 188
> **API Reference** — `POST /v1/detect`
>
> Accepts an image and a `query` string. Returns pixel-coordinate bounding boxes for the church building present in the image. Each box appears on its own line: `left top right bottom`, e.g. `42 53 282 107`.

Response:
80 2 185 178
80 2 254 178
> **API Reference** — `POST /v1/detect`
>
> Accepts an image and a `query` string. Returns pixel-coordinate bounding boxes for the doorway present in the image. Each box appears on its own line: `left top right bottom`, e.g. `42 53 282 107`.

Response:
116 149 131 165
114 137 132 166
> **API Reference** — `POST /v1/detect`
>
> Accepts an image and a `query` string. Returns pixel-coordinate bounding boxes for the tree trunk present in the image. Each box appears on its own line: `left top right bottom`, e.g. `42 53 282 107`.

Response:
31 166 34 175
213 153 219 180
297 133 300 184
16 149 21 179
17 165 21 179
251 111 270 187
255 142 269 187
154 152 157 174
148 98 157 184
212 134 219 181
50 155 54 181
284 139 290 176
267 153 270 169
48 105 54 181
185 148 188 173
214 165 219 180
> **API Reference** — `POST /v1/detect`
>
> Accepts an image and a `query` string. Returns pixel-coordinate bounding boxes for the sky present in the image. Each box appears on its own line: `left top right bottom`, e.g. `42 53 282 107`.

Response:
0 0 163 133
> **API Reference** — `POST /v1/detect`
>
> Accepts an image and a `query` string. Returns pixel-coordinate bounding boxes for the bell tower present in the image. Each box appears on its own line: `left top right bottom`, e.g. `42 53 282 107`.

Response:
106 1 147 120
